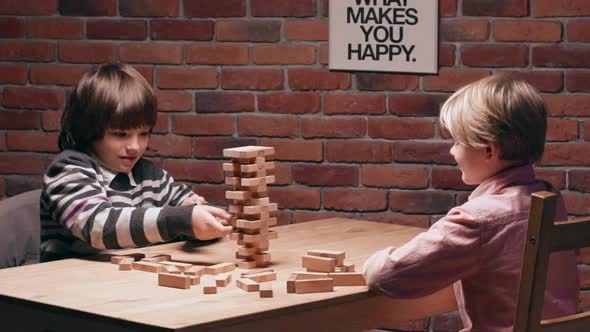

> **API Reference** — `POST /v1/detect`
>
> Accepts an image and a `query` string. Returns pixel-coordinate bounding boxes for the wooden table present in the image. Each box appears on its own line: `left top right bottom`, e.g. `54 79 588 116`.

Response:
0 218 456 332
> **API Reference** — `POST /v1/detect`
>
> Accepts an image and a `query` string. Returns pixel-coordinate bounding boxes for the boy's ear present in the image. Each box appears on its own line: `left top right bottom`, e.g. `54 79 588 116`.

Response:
485 142 501 160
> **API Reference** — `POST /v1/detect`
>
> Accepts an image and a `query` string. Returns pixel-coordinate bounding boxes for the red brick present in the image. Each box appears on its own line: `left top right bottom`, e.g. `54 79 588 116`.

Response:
120 0 179 17
156 90 192 112
533 45 590 68
440 0 457 17
585 121 590 141
251 0 315 17
289 68 350 90
0 41 55 62
273 162 293 185
541 143 590 166
441 20 489 41
462 45 528 67
6 131 58 152
157 67 217 89
193 137 256 158
323 94 385 115
164 160 223 182
221 69 283 90
0 64 27 84
431 167 475 190
253 45 316 65
0 154 46 174
356 73 419 91
546 119 578 142
134 66 154 86
578 290 590 313
423 69 491 92
194 184 228 205
187 44 248 65
567 71 590 92
184 0 245 17
293 211 357 224
324 188 387 212
195 92 254 113
59 42 116 63
534 0 590 17
392 141 455 164
391 190 455 214
544 95 590 117
30 64 89 86
497 71 563 93
42 111 61 131
440 44 456 67
87 20 147 40
120 43 182 65
0 177 4 197
579 247 590 264
568 20 590 42
0 0 57 15
536 169 565 190
368 118 434 140
27 18 83 39
286 19 328 41
268 187 320 209
494 20 561 42
463 0 528 17
326 140 391 163
319 43 329 65
145 134 191 157
0 110 41 129
258 92 320 114
3 87 64 110
301 117 365 138
563 192 590 215
320 0 329 17
150 19 213 41
293 164 358 186
217 21 281 42
568 170 590 192
363 165 428 189
259 139 323 161
238 115 297 137
173 114 234 136
0 18 24 38
389 94 448 117
579 265 590 288
152 113 169 134
59 0 116 16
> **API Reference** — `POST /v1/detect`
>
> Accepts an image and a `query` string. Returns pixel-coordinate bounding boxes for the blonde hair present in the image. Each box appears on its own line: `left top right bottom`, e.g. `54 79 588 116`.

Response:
439 74 547 162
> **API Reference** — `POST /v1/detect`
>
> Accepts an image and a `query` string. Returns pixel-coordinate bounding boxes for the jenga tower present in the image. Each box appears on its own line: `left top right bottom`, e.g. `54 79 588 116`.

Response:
223 146 278 269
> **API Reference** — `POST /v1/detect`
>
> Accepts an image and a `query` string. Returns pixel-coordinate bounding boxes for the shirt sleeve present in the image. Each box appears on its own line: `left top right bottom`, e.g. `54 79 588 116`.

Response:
43 152 195 250
162 169 198 207
362 206 481 299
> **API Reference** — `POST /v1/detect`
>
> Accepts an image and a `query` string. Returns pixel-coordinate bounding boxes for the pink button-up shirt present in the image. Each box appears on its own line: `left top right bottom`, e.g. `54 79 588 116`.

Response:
363 164 579 332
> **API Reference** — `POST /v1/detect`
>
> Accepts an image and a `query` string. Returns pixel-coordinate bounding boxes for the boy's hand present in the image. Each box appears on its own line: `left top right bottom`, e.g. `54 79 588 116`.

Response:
181 195 207 206
191 205 234 240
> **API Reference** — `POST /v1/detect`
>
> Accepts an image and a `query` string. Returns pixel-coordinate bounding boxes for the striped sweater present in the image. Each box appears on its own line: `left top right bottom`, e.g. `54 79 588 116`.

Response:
40 150 196 261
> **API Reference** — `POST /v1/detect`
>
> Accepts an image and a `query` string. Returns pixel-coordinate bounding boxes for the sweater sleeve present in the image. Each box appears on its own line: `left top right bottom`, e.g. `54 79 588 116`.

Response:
43 151 195 250
362 206 481 299
163 170 196 207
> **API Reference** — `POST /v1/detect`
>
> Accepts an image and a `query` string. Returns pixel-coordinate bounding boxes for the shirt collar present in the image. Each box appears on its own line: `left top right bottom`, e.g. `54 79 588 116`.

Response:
90 152 138 188
469 163 535 201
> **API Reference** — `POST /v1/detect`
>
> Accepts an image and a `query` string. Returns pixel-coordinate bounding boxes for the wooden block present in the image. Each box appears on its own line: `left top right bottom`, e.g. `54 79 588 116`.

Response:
243 203 278 215
244 271 277 283
336 262 355 272
294 278 334 294
158 273 190 289
225 191 251 201
241 161 275 173
141 255 171 263
241 175 275 187
259 284 273 298
189 275 201 286
229 232 243 241
249 197 270 206
205 262 235 275
236 219 267 230
228 205 243 214
237 246 258 257
110 253 145 264
203 281 217 294
118 257 134 271
236 260 257 269
286 274 297 294
215 273 232 287
160 261 193 272
267 230 278 240
236 278 260 292
291 271 330 280
163 265 182 274
247 239 269 251
222 162 240 173
241 268 275 277
302 255 336 273
132 261 164 273
225 176 241 186
307 249 345 266
267 217 278 227
242 233 268 244
254 253 271 267
184 265 206 277
328 272 366 286
223 146 275 159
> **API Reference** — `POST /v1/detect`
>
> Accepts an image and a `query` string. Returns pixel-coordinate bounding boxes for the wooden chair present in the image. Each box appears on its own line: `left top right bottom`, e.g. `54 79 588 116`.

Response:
514 191 590 332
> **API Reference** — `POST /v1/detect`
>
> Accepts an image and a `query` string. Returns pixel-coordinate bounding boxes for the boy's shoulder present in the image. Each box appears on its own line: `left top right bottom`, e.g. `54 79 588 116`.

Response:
458 188 535 225
131 157 165 182
46 149 99 175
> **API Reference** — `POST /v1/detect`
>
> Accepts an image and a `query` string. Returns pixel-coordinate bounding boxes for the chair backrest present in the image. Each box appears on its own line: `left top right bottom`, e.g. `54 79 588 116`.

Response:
0 189 42 269
514 191 590 332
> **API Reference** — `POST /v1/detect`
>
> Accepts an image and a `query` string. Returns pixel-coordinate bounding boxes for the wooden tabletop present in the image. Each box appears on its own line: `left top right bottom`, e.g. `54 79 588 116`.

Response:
0 218 456 332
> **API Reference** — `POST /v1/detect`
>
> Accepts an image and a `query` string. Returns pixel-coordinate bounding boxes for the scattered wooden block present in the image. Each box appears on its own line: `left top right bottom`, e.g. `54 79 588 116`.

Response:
141 255 172 263
236 278 260 292
160 261 193 272
158 273 190 289
132 261 164 273
243 271 276 283
302 255 336 273
223 146 275 159
203 281 217 294
291 271 330 280
294 278 334 294
205 262 235 275
215 273 232 287
241 268 275 277
307 249 345 266
328 272 366 286
340 262 355 272
286 274 297 294
189 275 201 286
259 284 273 298
110 253 145 264
236 260 257 269
162 265 182 274
118 257 134 271
184 266 206 277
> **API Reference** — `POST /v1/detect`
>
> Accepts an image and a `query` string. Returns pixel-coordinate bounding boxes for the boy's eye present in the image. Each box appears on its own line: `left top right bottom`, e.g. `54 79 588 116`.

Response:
111 131 127 137
140 132 150 137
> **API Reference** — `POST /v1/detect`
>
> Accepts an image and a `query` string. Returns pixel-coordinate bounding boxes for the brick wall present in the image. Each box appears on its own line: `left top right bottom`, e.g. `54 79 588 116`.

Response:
1 0 589 330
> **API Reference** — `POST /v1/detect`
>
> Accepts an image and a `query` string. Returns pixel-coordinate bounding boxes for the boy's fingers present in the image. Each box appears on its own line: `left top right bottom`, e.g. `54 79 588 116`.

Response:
203 205 232 219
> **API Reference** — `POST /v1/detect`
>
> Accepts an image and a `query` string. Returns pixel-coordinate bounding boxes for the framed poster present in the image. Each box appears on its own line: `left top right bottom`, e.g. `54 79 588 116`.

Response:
329 0 439 74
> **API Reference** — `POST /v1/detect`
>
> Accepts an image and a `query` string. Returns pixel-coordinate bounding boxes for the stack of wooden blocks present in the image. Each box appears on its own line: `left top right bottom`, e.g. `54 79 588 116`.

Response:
223 146 279 269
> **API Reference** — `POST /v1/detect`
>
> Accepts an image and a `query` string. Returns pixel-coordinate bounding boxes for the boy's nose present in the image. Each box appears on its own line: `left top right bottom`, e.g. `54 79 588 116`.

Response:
126 137 140 153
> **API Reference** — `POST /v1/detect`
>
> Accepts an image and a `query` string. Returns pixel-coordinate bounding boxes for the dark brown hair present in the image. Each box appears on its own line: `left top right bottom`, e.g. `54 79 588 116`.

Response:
58 63 157 152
